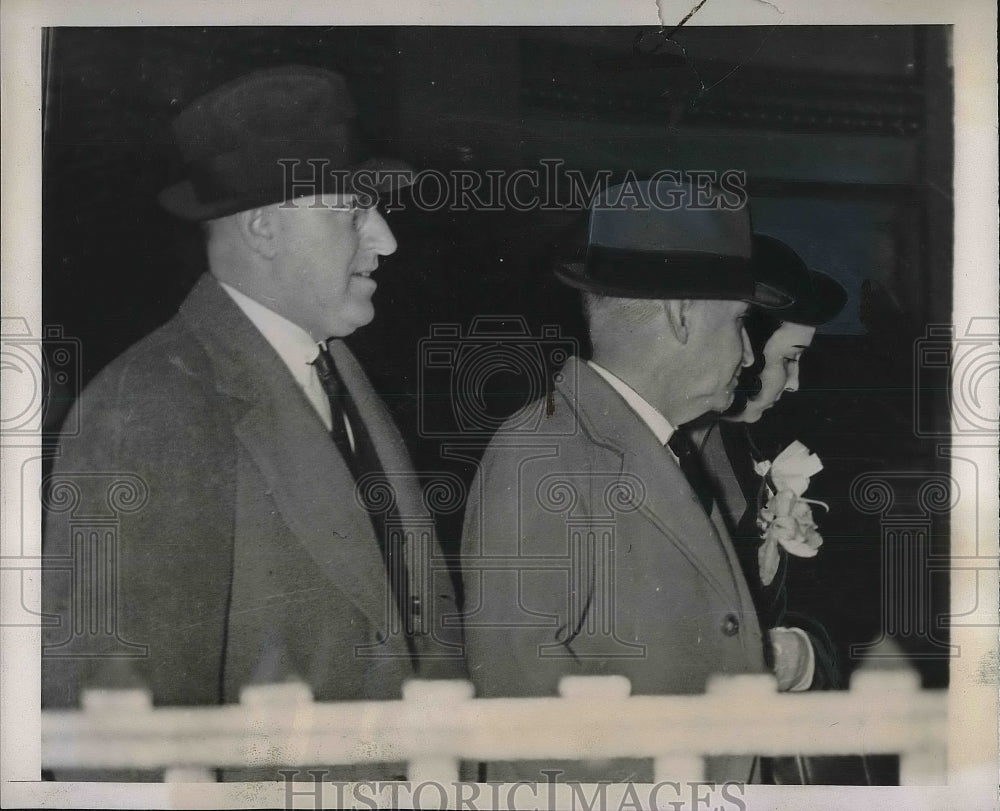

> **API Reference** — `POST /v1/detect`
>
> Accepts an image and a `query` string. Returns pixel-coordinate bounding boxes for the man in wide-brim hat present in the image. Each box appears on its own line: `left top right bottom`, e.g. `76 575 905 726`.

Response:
462 176 799 784
43 66 465 781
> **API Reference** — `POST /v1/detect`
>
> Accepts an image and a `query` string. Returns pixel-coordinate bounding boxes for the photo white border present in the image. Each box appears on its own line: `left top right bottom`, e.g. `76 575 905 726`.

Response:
2 1 996 808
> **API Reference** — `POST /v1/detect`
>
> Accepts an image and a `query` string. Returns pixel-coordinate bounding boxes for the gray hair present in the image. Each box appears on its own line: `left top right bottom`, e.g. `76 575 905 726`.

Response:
582 292 664 347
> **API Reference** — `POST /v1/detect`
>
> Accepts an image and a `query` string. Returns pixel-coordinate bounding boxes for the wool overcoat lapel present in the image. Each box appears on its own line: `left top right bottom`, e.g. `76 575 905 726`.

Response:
560 359 756 613
179 275 391 630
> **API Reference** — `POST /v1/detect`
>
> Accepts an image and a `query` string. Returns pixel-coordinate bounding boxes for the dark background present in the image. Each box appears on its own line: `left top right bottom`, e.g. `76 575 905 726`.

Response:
42 26 953 688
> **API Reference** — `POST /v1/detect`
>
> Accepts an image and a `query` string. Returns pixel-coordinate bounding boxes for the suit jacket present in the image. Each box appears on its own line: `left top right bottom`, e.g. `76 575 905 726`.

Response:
461 358 767 783
42 274 465 780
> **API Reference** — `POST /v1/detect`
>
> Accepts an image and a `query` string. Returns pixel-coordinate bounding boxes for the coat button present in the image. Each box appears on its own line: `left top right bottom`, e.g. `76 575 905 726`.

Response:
721 614 740 636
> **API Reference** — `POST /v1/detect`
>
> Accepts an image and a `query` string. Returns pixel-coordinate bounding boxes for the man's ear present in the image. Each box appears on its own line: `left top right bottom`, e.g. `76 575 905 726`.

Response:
235 207 278 260
664 299 694 344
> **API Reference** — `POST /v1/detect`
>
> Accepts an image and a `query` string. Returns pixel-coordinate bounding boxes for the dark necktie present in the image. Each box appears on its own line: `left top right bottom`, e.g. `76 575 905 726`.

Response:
667 428 716 516
310 342 415 652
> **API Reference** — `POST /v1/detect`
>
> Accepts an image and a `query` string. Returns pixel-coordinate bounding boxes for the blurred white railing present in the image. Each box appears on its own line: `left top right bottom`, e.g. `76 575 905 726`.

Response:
42 669 946 785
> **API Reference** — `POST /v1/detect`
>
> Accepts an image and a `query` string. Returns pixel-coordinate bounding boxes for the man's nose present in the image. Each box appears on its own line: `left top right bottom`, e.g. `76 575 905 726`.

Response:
364 209 398 256
740 326 755 368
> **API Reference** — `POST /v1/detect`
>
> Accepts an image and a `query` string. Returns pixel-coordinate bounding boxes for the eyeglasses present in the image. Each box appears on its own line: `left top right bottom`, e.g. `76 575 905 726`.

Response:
325 194 393 231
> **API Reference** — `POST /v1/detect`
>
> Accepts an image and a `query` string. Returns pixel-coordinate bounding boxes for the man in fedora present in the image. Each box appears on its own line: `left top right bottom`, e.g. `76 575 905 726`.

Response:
461 177 797 783
42 66 464 780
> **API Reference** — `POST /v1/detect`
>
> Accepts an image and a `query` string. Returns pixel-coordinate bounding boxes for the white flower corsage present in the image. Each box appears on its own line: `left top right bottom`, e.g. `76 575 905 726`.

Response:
753 441 828 586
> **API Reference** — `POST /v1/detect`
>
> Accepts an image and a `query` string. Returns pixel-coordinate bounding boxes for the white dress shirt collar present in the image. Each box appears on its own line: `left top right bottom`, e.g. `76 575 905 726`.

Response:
586 360 675 446
219 281 332 430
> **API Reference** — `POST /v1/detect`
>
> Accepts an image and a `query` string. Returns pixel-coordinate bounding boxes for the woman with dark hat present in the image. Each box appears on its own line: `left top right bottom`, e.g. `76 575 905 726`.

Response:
726 235 848 426
697 234 847 683
693 234 876 783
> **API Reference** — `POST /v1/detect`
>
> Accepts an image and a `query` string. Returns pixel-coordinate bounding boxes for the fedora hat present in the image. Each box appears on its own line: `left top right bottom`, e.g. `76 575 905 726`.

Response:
750 234 847 326
555 178 793 308
159 65 412 221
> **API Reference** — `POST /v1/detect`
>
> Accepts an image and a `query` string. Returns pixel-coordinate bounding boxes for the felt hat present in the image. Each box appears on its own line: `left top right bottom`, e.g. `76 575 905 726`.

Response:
555 178 793 308
159 65 412 221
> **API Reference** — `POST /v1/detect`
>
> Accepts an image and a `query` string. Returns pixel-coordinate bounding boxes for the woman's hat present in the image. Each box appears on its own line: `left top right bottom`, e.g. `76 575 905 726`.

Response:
750 234 847 326
159 65 412 221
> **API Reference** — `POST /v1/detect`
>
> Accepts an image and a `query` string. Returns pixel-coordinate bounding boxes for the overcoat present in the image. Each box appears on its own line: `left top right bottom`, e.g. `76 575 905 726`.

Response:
461 357 767 782
42 274 465 779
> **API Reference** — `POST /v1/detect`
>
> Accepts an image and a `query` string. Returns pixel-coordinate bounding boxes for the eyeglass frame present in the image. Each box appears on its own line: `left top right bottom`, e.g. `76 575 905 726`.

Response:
323 193 395 230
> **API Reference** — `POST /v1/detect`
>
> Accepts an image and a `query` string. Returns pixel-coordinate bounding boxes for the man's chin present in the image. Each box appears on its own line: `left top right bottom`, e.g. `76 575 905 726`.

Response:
323 305 376 339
